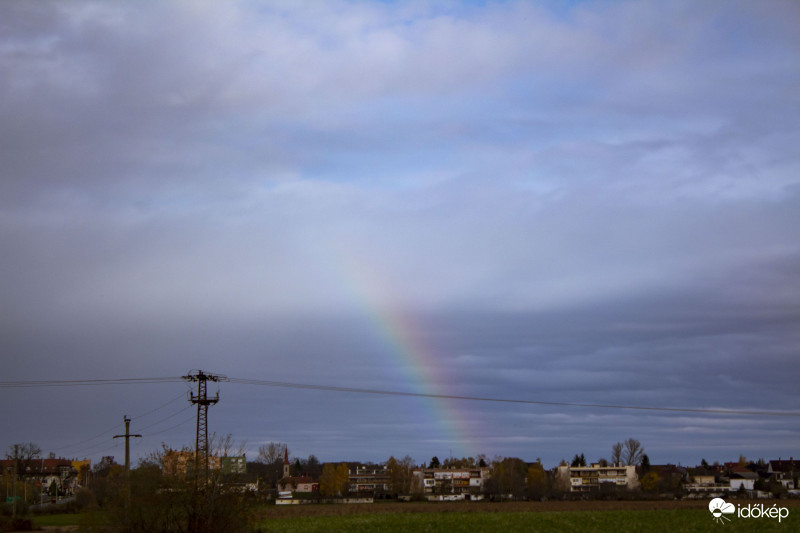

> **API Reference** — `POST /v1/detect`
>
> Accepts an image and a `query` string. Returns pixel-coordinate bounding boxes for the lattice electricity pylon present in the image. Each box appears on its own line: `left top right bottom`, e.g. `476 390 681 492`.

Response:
182 370 227 488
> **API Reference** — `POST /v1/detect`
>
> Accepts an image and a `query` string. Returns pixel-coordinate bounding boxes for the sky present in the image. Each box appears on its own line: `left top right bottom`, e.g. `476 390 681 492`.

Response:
1 0 799 469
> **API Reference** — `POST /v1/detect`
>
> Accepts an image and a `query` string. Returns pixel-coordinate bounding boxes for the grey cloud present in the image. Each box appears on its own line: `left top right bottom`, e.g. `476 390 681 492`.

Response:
2 0 799 466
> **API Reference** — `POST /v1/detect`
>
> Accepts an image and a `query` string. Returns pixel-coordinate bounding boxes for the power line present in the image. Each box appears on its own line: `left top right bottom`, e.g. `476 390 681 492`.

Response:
2 375 799 418
48 421 121 455
226 377 800 418
131 391 189 420
144 415 196 438
41 392 188 457
137 404 194 433
0 377 182 388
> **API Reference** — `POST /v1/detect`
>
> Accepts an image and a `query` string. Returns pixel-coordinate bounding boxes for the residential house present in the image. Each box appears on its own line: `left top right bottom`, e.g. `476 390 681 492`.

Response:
555 463 639 492
728 468 758 492
277 476 318 493
411 467 490 496
684 468 728 496
161 449 243 478
767 458 799 489
0 457 86 497
349 464 390 494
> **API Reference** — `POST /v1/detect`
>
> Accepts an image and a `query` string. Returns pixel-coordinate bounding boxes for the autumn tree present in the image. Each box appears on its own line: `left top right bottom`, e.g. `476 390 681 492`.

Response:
640 471 660 493
386 456 414 494
526 460 548 499
336 463 350 495
319 464 338 497
319 463 350 497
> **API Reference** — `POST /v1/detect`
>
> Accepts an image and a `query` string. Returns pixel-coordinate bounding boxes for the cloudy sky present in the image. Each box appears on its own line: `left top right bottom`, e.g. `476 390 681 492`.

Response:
2 0 799 469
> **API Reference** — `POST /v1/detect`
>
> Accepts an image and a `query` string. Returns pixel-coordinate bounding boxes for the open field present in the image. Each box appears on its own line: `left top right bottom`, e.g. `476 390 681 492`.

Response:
32 513 80 528
256 500 800 533
24 500 800 532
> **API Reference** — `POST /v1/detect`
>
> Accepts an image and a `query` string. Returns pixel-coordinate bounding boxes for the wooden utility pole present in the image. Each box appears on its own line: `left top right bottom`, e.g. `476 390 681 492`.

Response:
113 416 142 475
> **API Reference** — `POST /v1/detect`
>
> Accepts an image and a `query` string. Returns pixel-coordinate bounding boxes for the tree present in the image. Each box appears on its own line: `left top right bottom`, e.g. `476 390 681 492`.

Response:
303 455 322 478
429 456 440 468
640 454 651 472
386 456 414 494
640 471 660 493
571 453 586 467
526 460 548 499
623 438 644 466
256 442 286 464
256 442 288 487
335 463 350 496
319 464 338 497
486 457 528 499
611 442 623 466
6 443 42 482
320 463 350 497
210 432 246 458
5 443 41 462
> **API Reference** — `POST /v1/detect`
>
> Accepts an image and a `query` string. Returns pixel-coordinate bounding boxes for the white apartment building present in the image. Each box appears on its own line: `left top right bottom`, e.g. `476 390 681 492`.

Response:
555 463 639 492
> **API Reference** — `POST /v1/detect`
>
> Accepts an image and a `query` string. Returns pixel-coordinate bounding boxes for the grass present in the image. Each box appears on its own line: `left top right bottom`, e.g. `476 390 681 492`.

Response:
256 509 798 533
33 513 82 527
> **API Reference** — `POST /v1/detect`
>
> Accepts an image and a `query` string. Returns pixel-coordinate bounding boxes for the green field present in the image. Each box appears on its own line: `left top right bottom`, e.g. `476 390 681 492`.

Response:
257 509 797 533
33 513 81 527
29 505 799 532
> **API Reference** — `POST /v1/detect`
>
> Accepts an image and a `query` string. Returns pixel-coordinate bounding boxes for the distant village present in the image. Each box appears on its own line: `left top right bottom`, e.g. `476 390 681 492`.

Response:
3 439 799 505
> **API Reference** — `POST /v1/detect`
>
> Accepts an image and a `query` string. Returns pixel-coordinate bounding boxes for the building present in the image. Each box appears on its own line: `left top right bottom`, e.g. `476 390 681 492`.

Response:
276 447 318 494
161 449 244 478
221 456 247 476
728 470 758 492
767 459 799 489
277 476 318 493
683 468 728 495
349 464 391 494
411 467 490 495
0 457 86 497
161 450 194 478
555 463 639 492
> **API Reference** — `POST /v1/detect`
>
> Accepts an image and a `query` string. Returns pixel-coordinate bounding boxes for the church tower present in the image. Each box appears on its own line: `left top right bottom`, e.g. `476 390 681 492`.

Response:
283 446 290 478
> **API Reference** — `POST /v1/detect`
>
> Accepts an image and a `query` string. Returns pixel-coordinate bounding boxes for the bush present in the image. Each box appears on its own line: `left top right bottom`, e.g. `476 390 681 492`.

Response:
80 468 257 533
0 516 34 533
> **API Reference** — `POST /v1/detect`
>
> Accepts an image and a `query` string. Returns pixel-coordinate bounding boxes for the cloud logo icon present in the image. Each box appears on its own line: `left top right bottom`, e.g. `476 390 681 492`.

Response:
709 498 736 524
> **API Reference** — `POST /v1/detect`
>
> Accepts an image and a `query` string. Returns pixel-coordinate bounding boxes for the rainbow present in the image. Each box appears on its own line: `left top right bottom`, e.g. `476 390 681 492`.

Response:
336 250 475 459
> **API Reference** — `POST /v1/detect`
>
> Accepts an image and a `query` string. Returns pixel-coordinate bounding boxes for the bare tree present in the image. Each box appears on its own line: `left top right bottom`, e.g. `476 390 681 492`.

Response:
6 442 41 461
623 438 644 466
210 432 246 457
611 442 623 466
256 442 287 464
256 442 288 487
